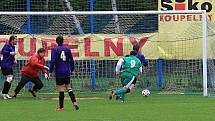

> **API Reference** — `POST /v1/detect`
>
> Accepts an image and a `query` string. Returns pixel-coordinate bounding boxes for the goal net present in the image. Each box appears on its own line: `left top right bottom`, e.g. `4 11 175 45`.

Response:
0 11 214 96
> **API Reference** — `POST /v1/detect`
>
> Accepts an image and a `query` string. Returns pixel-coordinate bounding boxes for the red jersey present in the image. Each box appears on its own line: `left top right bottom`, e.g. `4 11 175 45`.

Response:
22 54 46 78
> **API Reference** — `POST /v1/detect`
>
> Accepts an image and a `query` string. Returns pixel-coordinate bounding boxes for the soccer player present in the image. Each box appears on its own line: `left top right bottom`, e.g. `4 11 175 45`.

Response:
123 44 148 94
49 35 79 111
13 48 49 98
109 50 142 102
1 35 17 99
126 44 148 66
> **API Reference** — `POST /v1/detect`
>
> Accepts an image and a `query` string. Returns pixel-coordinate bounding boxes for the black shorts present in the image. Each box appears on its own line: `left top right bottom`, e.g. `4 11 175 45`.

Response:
56 77 71 85
1 68 13 76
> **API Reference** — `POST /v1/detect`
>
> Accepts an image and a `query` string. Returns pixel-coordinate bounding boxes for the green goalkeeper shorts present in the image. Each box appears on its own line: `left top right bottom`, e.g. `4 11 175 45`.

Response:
121 72 136 88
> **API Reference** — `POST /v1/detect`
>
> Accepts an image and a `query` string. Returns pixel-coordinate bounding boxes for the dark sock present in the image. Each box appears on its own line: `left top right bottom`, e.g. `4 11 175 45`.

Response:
14 83 24 94
59 92 64 108
5 82 11 94
2 81 11 94
68 89 76 103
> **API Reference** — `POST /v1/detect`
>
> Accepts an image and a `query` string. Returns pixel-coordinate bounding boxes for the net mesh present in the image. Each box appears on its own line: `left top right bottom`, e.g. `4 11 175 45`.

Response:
0 13 213 95
0 0 214 95
207 21 215 95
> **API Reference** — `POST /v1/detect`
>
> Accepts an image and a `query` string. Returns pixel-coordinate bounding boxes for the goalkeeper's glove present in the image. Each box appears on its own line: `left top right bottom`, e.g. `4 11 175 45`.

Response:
43 66 49 70
48 73 52 80
44 73 49 80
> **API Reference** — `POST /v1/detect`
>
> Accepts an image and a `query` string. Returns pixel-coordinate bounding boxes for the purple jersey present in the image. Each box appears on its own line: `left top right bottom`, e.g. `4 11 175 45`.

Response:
49 45 74 78
1 44 15 68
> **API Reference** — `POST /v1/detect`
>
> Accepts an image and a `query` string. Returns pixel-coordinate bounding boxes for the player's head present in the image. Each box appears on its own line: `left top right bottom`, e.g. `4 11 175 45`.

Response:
37 48 46 58
133 43 140 52
9 35 17 45
56 35 64 46
130 50 137 56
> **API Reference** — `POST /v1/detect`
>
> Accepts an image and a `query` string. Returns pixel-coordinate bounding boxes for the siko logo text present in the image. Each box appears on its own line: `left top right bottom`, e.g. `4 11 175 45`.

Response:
161 0 212 12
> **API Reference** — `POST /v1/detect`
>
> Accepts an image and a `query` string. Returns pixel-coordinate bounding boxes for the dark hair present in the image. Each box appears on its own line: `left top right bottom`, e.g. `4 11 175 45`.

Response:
133 44 140 52
9 35 17 43
56 35 64 45
37 48 46 54
130 50 137 56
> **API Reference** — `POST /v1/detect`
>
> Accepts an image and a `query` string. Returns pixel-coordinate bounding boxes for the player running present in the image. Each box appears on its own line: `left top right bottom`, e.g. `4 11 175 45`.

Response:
132 44 148 66
109 50 142 102
1 35 17 99
13 48 49 98
49 35 79 111
123 44 148 95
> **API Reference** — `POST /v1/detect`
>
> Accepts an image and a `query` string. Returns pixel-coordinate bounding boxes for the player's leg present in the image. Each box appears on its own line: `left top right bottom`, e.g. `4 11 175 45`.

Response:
128 84 135 92
109 75 125 100
114 87 127 102
65 79 79 110
126 77 137 94
118 83 135 101
117 77 136 100
1 68 13 99
55 78 65 111
109 75 126 101
13 74 30 97
114 75 135 102
56 84 65 111
29 77 44 97
2 68 13 99
2 75 13 99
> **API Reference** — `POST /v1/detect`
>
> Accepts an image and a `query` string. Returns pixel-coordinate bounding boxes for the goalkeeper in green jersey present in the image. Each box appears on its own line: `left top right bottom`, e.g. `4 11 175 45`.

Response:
109 50 142 102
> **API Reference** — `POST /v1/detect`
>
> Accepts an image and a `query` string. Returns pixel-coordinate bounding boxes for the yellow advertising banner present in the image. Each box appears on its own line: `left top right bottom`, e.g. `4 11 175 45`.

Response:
0 34 157 60
0 33 209 60
158 0 215 60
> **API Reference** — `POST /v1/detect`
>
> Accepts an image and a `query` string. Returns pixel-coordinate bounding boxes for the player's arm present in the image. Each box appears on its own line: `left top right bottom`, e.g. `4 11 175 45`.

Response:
140 54 148 66
49 49 55 73
139 66 143 73
0 52 2 60
1 45 13 55
41 59 49 80
2 45 16 56
41 59 47 74
68 49 75 72
115 58 124 75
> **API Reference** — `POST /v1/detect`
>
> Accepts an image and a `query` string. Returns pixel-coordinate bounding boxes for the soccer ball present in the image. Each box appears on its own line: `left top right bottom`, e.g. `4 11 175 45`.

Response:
142 89 150 97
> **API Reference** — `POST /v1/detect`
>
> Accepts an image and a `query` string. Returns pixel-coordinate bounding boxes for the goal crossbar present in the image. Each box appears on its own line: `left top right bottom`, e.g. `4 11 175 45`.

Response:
0 10 205 15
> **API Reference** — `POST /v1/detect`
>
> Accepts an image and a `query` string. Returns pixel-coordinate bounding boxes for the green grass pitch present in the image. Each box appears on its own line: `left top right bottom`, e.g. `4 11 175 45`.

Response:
0 93 215 121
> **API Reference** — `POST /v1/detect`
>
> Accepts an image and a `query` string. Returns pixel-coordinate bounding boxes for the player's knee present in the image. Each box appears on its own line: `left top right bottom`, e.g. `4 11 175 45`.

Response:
6 76 13 83
123 86 128 91
65 84 72 90
129 84 135 92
